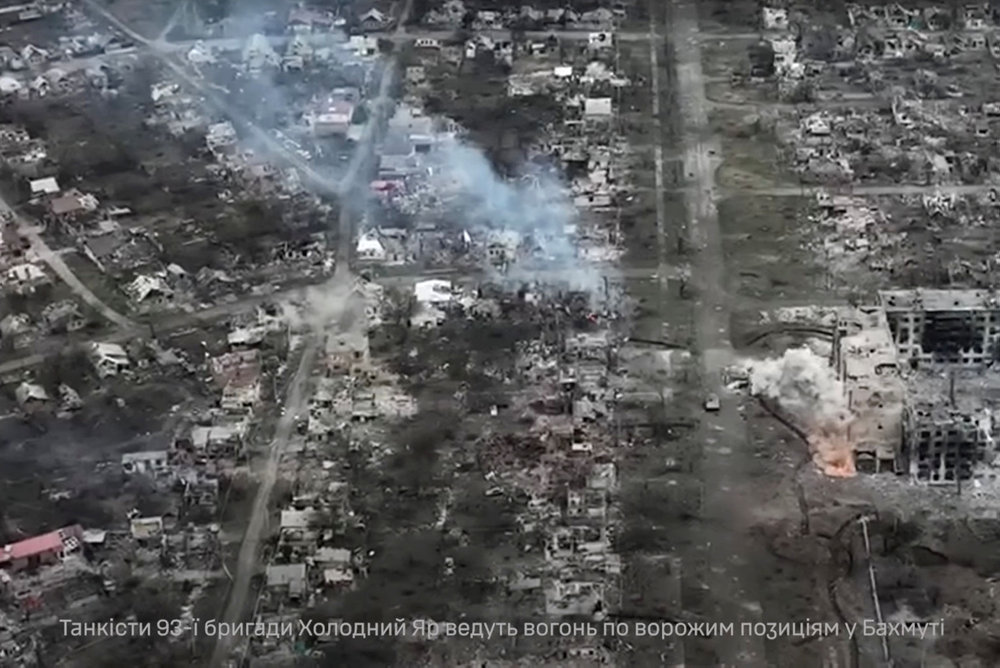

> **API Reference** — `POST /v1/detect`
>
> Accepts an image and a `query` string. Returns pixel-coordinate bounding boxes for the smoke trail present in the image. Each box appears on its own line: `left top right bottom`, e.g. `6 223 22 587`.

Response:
748 347 856 477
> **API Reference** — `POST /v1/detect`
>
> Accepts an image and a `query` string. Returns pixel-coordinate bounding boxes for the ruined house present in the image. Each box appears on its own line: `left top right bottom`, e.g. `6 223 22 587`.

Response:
325 331 371 376
90 342 130 377
41 300 86 333
121 450 170 476
0 525 83 572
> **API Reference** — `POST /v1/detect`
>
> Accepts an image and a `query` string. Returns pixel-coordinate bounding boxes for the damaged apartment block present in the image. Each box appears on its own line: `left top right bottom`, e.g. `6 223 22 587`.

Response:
882 289 1000 484
836 290 1000 484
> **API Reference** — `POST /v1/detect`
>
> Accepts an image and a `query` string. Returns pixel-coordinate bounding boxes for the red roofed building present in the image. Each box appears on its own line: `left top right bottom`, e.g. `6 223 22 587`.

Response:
0 525 83 572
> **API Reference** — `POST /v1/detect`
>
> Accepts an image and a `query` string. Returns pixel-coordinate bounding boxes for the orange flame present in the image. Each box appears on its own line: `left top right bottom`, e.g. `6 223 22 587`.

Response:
807 413 857 478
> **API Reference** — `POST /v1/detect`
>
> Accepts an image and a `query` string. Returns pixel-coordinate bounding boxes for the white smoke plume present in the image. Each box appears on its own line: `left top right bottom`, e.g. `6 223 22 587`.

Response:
431 140 575 249
424 137 610 298
749 347 845 422
748 347 856 477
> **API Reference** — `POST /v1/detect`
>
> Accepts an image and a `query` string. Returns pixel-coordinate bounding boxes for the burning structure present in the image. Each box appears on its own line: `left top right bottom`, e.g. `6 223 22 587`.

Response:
752 289 1000 484
832 306 904 475
749 345 859 477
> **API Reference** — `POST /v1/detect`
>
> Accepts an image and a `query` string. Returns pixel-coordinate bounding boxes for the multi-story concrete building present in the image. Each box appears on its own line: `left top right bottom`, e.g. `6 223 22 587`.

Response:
879 289 1000 367
903 378 997 484
832 306 905 474
860 290 1000 483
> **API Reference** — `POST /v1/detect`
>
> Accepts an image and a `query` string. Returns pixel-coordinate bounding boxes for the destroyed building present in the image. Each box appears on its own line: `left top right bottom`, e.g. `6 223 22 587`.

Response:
878 289 1000 483
832 306 904 474
880 289 1000 367
826 291 1000 483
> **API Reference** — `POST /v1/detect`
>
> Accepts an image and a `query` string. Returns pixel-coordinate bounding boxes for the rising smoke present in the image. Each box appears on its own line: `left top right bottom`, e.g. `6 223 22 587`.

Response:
748 347 856 477
430 140 575 251
425 137 610 298
188 4 609 303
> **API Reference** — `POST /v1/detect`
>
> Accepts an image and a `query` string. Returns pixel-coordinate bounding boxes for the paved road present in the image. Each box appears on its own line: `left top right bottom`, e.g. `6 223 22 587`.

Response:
0 254 840 378
664 1 767 665
0 193 135 329
158 28 653 52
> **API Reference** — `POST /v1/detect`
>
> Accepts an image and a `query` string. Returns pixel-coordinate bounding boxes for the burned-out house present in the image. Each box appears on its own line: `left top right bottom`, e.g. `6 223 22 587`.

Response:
41 300 87 333
183 421 247 459
325 331 371 376
0 313 35 350
0 222 28 266
181 472 220 511
121 450 170 477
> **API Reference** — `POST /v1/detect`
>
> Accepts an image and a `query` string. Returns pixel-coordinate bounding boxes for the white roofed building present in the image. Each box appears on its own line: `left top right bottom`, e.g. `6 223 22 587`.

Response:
415 279 453 305
357 232 386 262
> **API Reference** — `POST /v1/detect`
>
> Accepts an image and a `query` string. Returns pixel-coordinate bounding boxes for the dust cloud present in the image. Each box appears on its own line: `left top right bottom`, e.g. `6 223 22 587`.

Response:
747 347 856 478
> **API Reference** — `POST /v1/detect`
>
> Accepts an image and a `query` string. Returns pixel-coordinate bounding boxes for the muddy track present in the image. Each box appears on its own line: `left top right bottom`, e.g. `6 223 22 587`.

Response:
758 397 863 668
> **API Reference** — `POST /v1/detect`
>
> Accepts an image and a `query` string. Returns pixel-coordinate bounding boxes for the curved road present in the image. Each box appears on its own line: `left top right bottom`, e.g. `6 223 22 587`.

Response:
0 194 135 329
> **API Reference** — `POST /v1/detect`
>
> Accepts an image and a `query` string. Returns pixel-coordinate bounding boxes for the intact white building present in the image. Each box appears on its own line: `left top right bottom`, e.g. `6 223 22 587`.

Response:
5 263 49 294
15 381 48 408
588 32 612 49
122 451 170 476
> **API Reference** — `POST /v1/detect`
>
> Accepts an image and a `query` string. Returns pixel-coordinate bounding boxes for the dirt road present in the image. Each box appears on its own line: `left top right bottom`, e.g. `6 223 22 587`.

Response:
0 193 135 329
208 333 319 665
203 0 412 662
660 0 767 664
